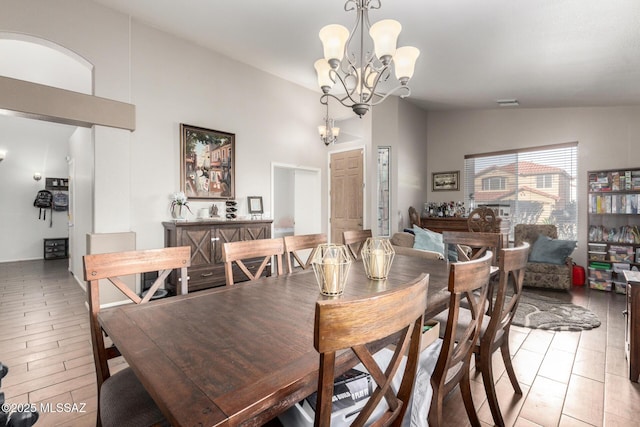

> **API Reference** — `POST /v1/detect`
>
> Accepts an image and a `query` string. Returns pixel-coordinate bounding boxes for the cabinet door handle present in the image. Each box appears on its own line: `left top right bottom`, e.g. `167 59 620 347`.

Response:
201 272 214 277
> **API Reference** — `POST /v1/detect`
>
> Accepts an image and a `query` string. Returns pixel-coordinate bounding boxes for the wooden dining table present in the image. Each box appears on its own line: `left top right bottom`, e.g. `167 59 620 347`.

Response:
98 254 453 427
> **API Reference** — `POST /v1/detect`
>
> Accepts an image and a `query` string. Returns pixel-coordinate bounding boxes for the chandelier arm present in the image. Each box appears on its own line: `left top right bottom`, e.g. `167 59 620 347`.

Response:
327 69 367 106
370 85 412 106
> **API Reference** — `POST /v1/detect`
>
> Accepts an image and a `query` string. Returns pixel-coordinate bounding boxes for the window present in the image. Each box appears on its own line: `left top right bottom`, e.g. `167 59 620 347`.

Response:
536 174 553 188
464 142 577 240
481 176 506 191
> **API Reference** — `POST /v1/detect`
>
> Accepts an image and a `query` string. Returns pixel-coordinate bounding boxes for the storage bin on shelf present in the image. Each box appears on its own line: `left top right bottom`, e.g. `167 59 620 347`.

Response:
588 243 607 252
614 281 627 294
612 262 631 273
588 267 612 281
589 279 612 292
588 251 607 261
609 251 634 262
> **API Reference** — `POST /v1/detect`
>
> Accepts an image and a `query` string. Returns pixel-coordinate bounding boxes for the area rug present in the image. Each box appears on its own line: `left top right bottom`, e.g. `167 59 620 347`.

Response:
510 291 601 331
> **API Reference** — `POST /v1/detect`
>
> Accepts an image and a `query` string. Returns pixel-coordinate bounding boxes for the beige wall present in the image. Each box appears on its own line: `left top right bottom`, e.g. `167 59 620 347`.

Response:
426 106 640 266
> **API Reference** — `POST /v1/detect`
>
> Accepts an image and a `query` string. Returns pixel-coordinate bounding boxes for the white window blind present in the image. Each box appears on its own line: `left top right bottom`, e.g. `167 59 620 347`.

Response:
464 142 578 240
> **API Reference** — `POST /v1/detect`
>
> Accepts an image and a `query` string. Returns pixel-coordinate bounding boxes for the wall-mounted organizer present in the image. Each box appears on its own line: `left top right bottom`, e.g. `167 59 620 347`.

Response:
44 177 69 212
226 200 237 219
45 177 69 191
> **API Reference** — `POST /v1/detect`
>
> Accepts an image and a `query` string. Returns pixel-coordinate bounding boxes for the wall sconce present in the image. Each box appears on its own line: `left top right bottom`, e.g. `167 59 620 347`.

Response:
33 173 42 181
0 151 5 162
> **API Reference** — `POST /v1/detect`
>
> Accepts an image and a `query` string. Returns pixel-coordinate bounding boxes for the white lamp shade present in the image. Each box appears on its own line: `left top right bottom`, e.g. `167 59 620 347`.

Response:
394 46 420 80
319 24 349 63
369 19 401 59
332 126 340 137
314 59 334 89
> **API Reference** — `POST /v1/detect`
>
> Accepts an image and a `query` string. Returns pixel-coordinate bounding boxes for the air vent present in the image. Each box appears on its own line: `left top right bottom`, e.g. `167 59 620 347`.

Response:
496 99 519 107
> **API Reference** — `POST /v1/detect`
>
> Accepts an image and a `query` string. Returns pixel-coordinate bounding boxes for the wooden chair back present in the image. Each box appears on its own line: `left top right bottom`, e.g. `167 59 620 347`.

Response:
283 233 327 274
429 251 493 427
221 238 284 285
442 230 501 265
83 246 191 390
342 229 372 260
408 206 421 228
475 243 529 426
467 206 499 233
314 273 429 427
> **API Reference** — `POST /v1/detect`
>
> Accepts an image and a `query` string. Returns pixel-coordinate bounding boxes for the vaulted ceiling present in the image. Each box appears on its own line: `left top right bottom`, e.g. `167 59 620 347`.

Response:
91 0 640 111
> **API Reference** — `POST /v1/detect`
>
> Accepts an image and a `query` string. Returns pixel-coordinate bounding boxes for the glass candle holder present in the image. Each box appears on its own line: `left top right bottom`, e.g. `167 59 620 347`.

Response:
361 237 395 280
311 244 352 296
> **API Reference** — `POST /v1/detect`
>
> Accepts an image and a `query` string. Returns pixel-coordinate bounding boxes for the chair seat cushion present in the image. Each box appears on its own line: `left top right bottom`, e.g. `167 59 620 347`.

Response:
529 234 576 265
100 367 169 427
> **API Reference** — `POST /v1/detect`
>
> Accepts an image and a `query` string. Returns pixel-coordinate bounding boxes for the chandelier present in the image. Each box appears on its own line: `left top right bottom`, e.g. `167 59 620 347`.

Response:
314 0 420 118
318 102 340 145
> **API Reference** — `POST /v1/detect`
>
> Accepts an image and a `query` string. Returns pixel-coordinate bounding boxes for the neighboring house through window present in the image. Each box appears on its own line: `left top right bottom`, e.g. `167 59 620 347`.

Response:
464 142 578 240
482 176 506 191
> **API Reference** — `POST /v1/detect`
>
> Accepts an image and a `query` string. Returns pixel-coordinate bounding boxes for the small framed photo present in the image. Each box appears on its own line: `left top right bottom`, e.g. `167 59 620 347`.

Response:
180 123 235 200
247 196 264 214
432 171 460 191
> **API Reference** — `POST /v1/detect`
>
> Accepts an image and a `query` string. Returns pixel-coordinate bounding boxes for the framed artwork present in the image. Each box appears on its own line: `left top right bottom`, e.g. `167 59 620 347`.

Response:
247 196 264 214
432 171 460 191
180 123 235 200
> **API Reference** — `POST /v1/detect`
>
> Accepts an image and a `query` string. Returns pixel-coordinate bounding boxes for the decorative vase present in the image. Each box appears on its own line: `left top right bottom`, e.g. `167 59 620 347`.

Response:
172 205 186 220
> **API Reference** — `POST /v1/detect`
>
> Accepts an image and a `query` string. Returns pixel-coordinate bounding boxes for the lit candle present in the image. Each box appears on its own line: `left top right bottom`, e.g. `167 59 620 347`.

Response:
369 249 386 279
323 257 339 294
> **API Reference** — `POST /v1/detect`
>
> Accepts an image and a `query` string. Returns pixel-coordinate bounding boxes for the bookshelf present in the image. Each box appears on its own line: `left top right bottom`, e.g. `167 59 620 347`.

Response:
587 168 640 292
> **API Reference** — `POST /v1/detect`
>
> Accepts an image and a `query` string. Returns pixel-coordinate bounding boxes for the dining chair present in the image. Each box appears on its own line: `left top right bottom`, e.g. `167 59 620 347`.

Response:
429 251 493 427
442 230 502 265
342 229 372 260
469 242 529 427
408 206 421 228
313 273 429 427
467 206 499 233
283 233 327 274
221 237 284 285
83 246 191 427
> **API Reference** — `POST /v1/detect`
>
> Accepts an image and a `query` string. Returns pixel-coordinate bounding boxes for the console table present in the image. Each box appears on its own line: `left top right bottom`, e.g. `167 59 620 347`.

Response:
623 270 640 382
163 219 273 292
420 217 511 247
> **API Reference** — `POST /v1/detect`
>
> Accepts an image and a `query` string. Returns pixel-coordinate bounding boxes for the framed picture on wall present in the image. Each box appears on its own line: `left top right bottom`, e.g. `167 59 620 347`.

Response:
432 171 460 191
180 124 235 200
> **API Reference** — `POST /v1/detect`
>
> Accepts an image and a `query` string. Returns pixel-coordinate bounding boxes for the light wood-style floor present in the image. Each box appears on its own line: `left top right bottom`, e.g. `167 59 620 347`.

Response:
1 259 639 426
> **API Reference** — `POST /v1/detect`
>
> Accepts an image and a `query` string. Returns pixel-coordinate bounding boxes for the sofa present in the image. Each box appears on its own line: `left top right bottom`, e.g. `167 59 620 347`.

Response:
390 232 444 260
514 224 575 290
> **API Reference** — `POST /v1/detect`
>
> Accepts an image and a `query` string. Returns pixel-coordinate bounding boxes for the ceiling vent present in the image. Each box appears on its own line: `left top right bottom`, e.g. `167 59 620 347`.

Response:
496 99 519 107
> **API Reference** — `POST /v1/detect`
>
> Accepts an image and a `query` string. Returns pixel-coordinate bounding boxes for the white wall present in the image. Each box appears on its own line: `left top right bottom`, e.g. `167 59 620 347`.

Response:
372 97 429 234
426 106 640 267
2 0 329 256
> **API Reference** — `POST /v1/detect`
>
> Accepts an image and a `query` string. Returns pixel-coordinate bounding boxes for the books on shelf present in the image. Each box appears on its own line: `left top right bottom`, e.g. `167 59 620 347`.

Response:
588 170 640 192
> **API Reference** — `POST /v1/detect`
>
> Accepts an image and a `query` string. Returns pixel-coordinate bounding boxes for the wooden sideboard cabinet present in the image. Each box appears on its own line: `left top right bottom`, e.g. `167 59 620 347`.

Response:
420 217 511 247
623 270 640 382
163 219 273 292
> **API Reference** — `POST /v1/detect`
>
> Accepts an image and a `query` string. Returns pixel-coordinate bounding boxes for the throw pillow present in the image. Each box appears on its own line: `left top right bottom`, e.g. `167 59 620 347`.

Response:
412 225 445 258
529 234 577 265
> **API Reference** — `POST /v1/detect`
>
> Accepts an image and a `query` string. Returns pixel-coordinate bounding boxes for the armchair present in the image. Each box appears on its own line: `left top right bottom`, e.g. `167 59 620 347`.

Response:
514 224 574 290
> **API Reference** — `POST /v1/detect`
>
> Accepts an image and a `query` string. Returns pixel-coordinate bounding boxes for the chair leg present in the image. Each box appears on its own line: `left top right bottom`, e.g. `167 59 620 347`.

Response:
501 340 522 395
479 348 505 427
427 383 444 427
460 369 481 427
